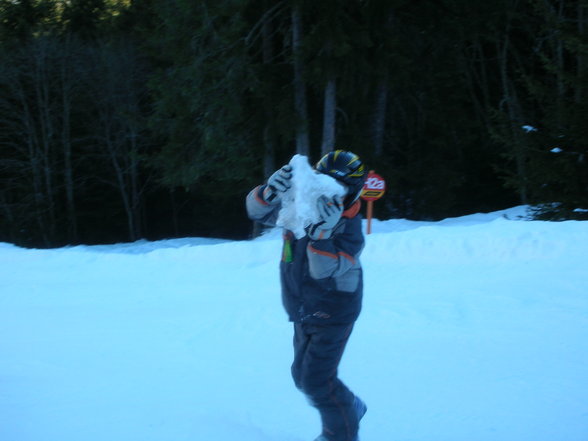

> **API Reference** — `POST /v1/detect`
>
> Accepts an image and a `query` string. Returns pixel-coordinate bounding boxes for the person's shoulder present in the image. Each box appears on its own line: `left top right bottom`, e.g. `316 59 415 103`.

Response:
342 200 361 219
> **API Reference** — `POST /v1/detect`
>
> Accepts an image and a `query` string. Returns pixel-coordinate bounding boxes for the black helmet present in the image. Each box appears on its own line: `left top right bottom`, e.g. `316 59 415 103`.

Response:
315 150 367 208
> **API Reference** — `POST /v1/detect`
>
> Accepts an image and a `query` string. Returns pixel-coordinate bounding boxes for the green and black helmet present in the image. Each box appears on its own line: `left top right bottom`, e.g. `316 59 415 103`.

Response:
315 150 367 208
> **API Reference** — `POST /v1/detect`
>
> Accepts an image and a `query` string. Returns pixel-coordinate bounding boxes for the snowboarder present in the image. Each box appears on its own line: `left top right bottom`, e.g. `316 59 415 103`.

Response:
246 150 368 441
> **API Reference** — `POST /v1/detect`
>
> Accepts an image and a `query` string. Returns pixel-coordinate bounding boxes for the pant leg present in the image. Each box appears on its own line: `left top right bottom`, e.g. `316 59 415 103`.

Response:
291 323 310 390
291 322 358 441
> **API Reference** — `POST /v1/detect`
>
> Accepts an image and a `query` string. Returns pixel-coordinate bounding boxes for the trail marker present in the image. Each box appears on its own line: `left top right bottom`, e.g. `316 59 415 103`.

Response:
360 171 386 234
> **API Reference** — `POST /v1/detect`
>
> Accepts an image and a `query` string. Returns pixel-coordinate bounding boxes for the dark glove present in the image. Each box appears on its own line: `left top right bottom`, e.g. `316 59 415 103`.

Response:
307 195 344 240
263 165 292 202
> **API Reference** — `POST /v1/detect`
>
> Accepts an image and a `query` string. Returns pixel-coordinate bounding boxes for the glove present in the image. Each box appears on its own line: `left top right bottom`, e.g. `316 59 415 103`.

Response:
307 195 344 240
263 165 292 202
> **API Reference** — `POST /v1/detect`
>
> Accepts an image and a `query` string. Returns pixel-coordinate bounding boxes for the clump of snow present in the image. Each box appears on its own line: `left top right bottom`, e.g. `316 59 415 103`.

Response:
276 154 346 238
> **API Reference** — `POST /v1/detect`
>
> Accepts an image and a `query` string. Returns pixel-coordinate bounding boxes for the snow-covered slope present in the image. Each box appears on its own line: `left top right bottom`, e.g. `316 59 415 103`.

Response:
1 207 587 441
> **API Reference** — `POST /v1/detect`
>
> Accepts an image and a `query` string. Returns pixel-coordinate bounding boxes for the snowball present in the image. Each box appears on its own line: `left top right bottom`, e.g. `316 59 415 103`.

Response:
276 154 346 239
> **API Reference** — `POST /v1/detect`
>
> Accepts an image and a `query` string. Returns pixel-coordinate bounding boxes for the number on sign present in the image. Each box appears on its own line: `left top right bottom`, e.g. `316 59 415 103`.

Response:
365 177 385 190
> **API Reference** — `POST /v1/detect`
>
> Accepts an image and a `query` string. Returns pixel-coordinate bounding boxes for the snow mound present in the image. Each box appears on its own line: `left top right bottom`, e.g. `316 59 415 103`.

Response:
276 154 346 238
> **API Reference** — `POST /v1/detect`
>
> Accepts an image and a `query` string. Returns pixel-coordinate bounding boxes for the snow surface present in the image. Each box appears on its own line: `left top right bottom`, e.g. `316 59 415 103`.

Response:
277 154 346 238
1 206 588 441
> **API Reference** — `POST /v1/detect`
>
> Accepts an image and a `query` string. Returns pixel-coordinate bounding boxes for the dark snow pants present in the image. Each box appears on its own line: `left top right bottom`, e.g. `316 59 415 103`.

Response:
291 322 359 441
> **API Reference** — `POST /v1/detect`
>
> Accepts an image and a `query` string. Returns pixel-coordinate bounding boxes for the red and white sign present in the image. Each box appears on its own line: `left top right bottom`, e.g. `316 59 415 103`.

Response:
361 171 386 201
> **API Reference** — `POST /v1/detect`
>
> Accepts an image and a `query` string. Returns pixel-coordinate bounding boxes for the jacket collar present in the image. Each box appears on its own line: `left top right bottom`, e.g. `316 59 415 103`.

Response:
342 200 361 218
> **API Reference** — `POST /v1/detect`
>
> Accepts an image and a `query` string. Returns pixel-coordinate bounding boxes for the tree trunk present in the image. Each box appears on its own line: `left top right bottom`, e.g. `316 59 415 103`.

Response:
33 39 57 243
291 5 310 156
129 127 142 239
372 76 389 157
371 9 395 157
498 27 528 204
60 38 78 242
94 42 146 242
321 77 336 155
262 3 276 178
554 0 566 129
576 1 585 103
23 97 48 244
461 38 492 131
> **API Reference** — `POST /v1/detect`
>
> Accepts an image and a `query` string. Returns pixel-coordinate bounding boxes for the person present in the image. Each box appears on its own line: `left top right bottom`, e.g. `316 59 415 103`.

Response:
246 150 368 441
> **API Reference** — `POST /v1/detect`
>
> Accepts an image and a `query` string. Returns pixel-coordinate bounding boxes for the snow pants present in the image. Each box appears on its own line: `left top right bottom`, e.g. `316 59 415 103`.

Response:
291 322 359 441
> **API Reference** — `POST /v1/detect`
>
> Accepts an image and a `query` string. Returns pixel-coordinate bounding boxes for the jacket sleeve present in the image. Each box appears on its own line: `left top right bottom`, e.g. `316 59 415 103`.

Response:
246 185 281 227
306 215 364 282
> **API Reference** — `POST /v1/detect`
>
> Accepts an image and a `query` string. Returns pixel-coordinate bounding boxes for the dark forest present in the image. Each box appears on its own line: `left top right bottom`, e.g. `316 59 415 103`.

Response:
1 0 587 248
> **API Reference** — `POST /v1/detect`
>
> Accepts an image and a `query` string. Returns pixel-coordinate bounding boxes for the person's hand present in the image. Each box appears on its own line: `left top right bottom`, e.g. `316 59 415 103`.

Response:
316 195 344 230
263 165 292 202
307 195 344 240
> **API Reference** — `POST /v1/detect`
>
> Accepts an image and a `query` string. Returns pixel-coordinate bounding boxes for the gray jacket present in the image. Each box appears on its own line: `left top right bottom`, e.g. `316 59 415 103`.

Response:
246 185 364 324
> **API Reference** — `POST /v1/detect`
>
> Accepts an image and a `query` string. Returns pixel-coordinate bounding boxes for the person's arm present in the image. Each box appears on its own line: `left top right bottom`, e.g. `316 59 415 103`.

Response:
246 184 280 226
245 165 292 227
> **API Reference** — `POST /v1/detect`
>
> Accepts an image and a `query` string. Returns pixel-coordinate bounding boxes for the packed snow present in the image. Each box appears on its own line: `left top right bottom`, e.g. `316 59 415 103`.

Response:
277 154 346 238
1 206 588 441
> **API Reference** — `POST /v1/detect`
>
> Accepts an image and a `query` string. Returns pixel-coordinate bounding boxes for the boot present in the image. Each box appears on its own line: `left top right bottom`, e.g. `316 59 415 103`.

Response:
354 396 367 422
353 396 367 441
313 397 367 441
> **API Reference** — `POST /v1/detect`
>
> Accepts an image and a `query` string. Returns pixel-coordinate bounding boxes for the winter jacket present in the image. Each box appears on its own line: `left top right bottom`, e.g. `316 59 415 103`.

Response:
246 185 364 325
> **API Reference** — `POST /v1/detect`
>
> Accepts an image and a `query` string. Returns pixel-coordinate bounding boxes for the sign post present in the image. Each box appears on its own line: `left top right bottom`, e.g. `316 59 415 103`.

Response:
360 171 386 235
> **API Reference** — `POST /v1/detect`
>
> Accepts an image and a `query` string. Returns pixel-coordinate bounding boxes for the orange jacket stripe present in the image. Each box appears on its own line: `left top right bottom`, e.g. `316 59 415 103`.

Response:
308 245 356 265
253 185 269 206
